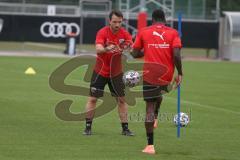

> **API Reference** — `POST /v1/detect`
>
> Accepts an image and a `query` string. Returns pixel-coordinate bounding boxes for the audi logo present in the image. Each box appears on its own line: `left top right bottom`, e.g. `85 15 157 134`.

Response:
40 22 80 38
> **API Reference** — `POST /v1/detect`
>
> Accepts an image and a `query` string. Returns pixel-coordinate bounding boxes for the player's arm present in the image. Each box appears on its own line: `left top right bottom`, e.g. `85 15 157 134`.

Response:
130 48 144 58
131 31 144 58
173 48 183 86
96 44 119 54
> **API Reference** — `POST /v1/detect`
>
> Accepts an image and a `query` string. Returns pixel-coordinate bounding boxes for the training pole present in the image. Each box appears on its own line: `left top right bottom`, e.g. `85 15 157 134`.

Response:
177 12 182 138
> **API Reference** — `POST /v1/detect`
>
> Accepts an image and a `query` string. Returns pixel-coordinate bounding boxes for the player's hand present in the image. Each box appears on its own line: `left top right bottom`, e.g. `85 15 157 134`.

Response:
173 74 182 89
122 44 131 50
105 44 116 52
119 42 132 53
105 45 122 53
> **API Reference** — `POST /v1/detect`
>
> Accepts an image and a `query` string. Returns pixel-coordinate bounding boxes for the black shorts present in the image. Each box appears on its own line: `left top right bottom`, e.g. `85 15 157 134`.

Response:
89 71 125 98
143 81 169 102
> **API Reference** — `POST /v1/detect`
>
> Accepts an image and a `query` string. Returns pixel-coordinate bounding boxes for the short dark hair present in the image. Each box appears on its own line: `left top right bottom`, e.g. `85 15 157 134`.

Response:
109 10 123 20
152 9 166 23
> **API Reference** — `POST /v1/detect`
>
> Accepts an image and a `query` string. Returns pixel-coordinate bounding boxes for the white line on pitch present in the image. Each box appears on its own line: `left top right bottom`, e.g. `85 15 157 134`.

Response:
165 96 240 115
25 42 65 50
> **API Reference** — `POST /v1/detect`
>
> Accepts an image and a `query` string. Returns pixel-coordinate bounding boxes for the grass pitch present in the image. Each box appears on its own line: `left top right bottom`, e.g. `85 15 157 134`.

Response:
0 56 240 160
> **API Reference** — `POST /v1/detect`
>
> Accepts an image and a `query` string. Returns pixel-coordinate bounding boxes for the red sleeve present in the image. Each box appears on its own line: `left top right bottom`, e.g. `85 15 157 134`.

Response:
172 30 182 48
95 29 106 46
133 31 143 50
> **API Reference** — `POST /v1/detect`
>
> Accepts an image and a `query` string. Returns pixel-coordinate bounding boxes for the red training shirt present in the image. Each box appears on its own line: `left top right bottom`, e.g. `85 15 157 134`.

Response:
133 23 182 85
94 26 132 78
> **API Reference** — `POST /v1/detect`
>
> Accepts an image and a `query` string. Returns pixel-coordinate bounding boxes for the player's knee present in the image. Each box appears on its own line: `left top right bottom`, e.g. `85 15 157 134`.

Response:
116 97 126 105
88 97 97 104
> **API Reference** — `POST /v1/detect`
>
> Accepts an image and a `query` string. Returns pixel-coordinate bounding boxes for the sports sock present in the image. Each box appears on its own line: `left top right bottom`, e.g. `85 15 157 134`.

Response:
121 122 128 131
147 132 154 145
85 118 92 130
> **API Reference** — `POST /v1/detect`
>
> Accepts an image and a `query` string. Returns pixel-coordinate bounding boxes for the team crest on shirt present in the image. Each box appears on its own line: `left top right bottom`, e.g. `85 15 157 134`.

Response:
119 39 125 44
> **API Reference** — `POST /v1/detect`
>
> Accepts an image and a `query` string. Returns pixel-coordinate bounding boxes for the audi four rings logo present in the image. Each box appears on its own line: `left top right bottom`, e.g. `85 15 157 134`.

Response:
40 22 80 38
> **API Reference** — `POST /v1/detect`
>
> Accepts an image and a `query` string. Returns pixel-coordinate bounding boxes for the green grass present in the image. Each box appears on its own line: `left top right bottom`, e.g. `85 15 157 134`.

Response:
0 56 240 160
0 41 216 57
0 42 95 53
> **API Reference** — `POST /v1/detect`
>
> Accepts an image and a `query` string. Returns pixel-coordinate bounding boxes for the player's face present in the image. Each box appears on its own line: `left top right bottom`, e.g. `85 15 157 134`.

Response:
109 15 123 33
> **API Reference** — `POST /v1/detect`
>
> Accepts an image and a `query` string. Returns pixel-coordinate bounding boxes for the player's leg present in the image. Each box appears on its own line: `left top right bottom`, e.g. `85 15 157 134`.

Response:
154 96 162 128
142 100 156 154
109 73 134 136
142 81 162 154
116 96 134 136
116 97 127 125
83 71 107 135
154 85 169 128
83 96 97 135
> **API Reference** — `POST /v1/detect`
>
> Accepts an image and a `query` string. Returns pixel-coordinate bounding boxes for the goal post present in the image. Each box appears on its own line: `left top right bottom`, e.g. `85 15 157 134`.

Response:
219 12 240 61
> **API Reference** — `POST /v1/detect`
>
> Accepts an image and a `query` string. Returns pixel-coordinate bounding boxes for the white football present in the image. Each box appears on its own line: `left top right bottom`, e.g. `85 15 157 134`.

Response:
173 112 189 127
123 70 140 88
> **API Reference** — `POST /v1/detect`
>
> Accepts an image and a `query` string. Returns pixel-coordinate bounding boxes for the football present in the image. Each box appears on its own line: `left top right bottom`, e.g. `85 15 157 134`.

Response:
173 112 189 127
123 70 140 88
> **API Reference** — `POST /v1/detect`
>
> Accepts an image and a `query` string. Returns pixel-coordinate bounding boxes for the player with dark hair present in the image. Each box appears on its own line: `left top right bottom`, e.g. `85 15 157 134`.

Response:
82 10 134 136
131 9 183 154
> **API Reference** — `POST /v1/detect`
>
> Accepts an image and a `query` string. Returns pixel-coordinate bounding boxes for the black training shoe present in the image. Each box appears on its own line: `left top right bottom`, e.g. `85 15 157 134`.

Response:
83 128 92 136
122 129 134 136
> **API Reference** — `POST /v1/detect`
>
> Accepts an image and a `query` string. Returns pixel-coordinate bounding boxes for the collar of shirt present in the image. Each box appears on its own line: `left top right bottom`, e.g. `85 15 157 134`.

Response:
152 23 165 28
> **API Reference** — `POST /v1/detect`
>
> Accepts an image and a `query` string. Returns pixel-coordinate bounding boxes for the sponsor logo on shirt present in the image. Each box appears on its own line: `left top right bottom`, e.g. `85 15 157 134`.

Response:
153 31 165 41
148 42 170 49
148 31 169 48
